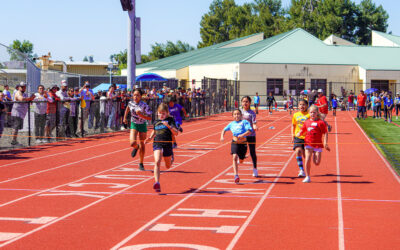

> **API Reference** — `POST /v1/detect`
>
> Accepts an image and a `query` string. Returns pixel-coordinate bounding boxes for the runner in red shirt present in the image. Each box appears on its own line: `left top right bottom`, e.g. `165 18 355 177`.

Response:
315 89 332 132
357 90 367 119
296 105 330 183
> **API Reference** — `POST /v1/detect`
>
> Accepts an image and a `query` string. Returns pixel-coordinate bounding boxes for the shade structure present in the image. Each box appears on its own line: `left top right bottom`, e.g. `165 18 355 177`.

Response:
135 73 167 82
364 88 378 94
92 83 127 92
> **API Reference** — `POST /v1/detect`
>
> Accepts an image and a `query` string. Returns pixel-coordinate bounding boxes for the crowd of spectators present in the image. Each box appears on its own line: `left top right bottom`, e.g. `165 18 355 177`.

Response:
0 81 218 147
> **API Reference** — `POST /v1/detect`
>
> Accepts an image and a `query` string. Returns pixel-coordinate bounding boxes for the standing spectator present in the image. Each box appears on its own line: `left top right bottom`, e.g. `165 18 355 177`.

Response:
371 92 378 119
44 85 60 142
357 90 367 120
395 93 400 120
0 92 6 139
33 85 51 143
253 92 260 114
119 89 128 130
73 87 81 135
315 89 332 132
10 82 35 146
308 89 317 106
2 85 13 127
347 91 355 111
67 88 80 137
89 90 101 130
99 91 108 133
79 81 94 134
107 84 118 130
56 80 71 137
384 94 394 122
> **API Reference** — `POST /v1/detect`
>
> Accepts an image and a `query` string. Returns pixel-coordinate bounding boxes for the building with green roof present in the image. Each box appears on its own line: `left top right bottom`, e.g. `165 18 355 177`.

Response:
137 28 400 102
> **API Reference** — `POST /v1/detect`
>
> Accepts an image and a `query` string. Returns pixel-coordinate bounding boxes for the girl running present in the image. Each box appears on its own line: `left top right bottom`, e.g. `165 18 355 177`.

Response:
296 105 330 183
288 95 294 115
331 95 338 116
266 92 276 115
220 109 254 184
240 96 258 177
292 99 310 177
145 103 178 192
123 89 152 171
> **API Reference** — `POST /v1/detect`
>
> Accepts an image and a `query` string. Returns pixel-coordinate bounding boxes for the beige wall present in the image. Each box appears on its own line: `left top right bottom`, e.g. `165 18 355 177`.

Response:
67 65 108 75
189 63 239 88
372 32 399 47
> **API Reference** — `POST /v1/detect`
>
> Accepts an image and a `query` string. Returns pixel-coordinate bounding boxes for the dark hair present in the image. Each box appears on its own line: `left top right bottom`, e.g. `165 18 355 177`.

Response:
299 99 308 107
38 85 44 89
133 88 143 96
232 109 242 115
241 96 252 103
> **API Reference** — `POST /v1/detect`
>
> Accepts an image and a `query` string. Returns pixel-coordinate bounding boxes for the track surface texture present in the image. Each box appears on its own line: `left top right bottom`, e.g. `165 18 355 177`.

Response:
0 110 399 249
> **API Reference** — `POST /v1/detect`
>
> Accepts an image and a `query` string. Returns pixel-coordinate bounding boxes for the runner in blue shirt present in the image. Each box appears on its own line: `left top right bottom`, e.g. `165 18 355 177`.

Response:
253 92 260 114
220 109 254 184
331 95 338 116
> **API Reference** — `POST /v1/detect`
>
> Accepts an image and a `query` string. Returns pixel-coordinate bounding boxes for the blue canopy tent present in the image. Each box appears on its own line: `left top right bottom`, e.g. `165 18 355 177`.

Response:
364 88 378 95
136 73 167 89
92 83 127 92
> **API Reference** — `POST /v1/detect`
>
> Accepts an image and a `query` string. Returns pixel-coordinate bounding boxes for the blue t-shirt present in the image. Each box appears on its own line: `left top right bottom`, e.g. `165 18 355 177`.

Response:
371 96 376 107
81 89 94 101
331 99 338 108
169 103 183 124
395 97 400 105
254 96 260 104
384 97 393 107
224 119 253 137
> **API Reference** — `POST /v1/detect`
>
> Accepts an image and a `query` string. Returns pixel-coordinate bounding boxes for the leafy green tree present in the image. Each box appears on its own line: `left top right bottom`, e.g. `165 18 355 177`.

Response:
355 0 388 45
9 39 34 60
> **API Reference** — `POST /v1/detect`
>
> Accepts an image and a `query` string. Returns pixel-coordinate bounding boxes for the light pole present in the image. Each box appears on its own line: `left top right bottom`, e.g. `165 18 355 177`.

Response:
108 62 113 84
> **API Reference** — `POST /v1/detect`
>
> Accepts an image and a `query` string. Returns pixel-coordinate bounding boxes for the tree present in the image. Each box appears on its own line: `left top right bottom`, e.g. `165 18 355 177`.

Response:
355 0 388 45
9 39 34 60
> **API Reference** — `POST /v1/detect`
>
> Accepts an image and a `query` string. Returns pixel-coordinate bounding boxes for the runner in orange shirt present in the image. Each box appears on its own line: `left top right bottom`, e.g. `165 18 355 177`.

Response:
315 89 332 132
357 90 367 119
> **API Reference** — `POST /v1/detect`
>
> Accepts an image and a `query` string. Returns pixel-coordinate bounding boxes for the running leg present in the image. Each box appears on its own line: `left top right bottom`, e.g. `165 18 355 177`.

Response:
313 151 322 166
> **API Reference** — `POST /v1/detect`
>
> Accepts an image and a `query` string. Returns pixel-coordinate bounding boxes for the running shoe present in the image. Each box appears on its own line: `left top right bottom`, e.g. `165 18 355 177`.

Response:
173 142 177 149
252 168 259 177
298 170 306 177
138 163 145 171
153 182 161 192
131 145 139 158
302 176 311 183
178 127 183 133
328 125 332 132
234 175 240 184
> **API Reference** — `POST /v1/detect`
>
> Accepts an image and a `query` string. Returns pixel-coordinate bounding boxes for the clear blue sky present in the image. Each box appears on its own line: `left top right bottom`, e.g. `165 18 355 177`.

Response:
0 0 398 62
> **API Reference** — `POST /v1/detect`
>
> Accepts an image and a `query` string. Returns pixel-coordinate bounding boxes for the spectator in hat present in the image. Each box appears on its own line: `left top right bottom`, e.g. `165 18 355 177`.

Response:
56 80 71 137
79 81 94 134
10 82 35 146
44 85 60 142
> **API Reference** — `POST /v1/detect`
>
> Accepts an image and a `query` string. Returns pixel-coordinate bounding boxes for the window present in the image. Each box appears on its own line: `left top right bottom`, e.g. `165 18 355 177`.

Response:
371 80 389 92
267 78 283 95
311 79 327 94
289 79 305 96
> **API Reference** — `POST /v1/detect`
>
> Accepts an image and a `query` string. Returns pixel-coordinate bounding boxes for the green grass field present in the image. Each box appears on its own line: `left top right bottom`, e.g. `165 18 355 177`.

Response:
356 117 400 175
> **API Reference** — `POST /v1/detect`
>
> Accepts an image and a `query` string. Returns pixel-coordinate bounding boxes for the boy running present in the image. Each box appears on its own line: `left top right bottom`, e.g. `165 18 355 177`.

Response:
220 109 254 184
253 92 260 114
266 92 276 115
331 95 338 116
296 105 330 183
292 99 310 177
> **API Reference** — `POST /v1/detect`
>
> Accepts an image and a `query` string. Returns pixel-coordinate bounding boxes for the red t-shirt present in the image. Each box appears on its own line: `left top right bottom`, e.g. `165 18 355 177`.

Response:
357 94 367 106
348 95 354 103
300 119 327 148
316 95 328 114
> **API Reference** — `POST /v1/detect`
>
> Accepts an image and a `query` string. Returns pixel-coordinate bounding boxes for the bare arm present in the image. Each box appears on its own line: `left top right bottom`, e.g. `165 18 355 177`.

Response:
123 107 130 124
220 129 226 142
144 130 155 144
323 132 330 151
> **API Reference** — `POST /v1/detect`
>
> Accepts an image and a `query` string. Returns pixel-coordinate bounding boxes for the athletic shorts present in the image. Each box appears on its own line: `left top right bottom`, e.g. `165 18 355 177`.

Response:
293 137 305 150
358 106 366 113
12 116 23 130
46 113 56 127
231 141 247 160
267 102 273 107
130 122 147 133
153 143 173 157
305 145 323 152
254 103 259 108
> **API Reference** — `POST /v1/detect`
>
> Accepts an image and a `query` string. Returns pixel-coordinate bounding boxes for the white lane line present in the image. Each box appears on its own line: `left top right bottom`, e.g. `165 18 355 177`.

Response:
335 117 345 250
350 113 400 185
110 123 291 250
226 152 295 250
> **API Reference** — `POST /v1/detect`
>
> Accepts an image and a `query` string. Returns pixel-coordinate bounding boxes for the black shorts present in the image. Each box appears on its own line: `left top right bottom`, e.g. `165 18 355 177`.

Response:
254 103 259 108
12 116 23 130
293 137 305 150
153 143 173 157
231 142 247 160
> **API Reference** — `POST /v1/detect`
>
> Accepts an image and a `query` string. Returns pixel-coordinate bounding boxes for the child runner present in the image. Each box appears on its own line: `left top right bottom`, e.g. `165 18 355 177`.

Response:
253 92 260 114
220 109 254 184
240 96 258 177
292 99 310 177
145 103 178 192
296 105 330 183
331 95 338 116
266 92 276 115
287 95 294 115
123 89 152 171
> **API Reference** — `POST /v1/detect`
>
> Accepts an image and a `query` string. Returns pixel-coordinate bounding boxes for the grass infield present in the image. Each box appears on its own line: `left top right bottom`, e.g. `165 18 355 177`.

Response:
356 117 400 175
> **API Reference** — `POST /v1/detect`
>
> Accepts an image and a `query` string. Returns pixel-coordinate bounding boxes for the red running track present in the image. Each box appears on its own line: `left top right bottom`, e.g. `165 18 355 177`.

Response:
0 110 399 249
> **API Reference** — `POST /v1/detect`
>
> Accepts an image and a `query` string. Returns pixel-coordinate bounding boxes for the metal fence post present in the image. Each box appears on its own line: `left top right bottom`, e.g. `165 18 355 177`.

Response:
28 101 31 146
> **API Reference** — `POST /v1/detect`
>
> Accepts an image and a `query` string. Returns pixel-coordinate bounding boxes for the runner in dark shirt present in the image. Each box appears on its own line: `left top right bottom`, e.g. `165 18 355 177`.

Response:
266 92 276 114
